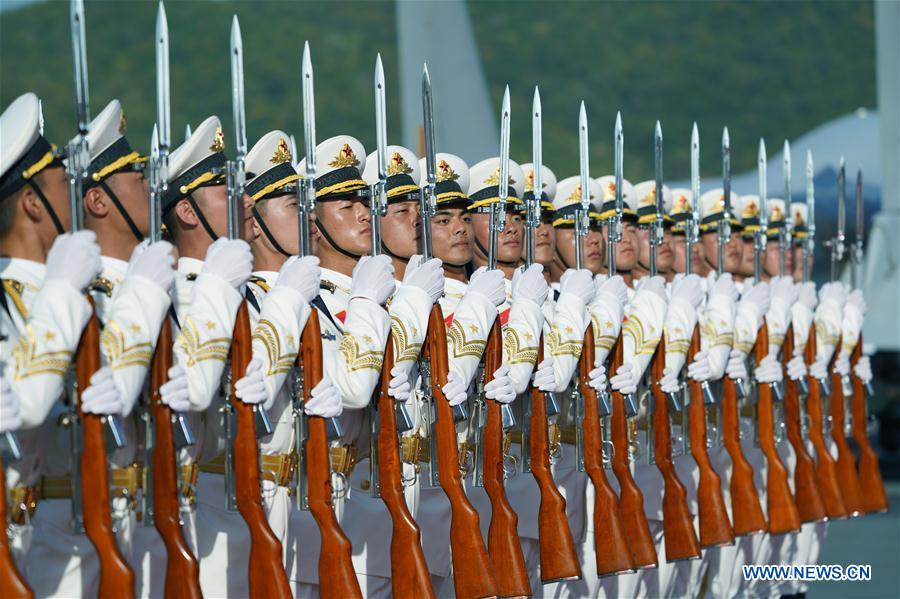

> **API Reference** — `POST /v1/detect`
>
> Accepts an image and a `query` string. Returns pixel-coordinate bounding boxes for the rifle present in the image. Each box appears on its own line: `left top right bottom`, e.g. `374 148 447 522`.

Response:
367 54 434 598
147 6 202 595
416 66 497 599
826 159 864 517
753 139 800 534
714 126 765 537
519 86 581 583
476 86 530 597
293 43 361 598
0 430 30 597
779 142 826 524
647 121 699 562
67 2 134 594
606 112 656 568
225 18 291 596
848 169 888 514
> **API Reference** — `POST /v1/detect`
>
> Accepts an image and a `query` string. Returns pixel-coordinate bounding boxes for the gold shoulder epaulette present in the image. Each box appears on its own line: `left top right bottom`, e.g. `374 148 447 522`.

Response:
2 279 27 319
320 279 337 294
248 275 270 294
88 276 114 298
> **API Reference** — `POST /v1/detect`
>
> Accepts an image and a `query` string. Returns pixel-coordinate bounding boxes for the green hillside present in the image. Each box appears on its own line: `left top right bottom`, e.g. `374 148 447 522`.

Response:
0 0 874 182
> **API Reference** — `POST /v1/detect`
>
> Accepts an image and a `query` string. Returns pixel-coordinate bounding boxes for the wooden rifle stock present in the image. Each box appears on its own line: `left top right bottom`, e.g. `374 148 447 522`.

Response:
481 319 530 596
687 326 734 547
649 339 700 561
300 309 361 599
530 336 580 582
828 340 865 516
150 320 201 598
375 341 434 598
0 457 31 599
721 376 766 536
424 304 497 599
76 299 135 598
578 326 634 575
609 335 657 568
803 324 847 519
754 322 800 534
230 302 291 598
782 327 827 524
850 339 888 513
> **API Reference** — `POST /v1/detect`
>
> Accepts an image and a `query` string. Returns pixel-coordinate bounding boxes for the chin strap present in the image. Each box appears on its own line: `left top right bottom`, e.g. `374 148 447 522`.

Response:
251 205 291 258
474 235 518 268
26 180 64 235
186 194 219 243
98 180 143 243
381 239 411 265
554 247 574 271
316 218 364 260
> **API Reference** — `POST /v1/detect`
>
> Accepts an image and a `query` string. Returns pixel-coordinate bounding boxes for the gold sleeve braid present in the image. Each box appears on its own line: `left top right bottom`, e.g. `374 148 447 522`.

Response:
177 316 230 367
12 325 72 381
391 316 422 363
663 326 690 356
700 318 734 348
339 332 384 372
100 320 152 371
447 319 486 359
815 320 840 347
591 313 617 352
622 315 660 356
547 325 582 358
503 328 538 365
2 279 28 319
252 318 296 376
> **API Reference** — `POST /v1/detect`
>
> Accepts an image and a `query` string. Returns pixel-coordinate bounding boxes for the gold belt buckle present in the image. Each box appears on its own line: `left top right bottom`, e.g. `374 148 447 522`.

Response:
330 444 357 475
10 485 38 525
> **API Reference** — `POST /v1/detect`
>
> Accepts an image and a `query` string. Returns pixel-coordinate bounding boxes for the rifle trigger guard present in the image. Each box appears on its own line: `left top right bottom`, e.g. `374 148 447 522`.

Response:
331 472 348 502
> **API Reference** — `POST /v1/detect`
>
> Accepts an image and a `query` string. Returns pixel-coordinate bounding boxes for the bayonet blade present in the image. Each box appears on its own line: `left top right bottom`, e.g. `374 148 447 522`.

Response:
783 140 792 208
532 87 543 212
758 138 768 232
654 120 663 217
498 85 511 206
302 41 317 177
806 150 815 242
375 54 388 185
155 1 170 149
230 15 247 158
722 126 731 216
184 124 192 142
856 167 864 246
422 64 436 188
70 0 90 132
579 101 590 211
691 122 700 225
614 111 623 218
837 156 846 240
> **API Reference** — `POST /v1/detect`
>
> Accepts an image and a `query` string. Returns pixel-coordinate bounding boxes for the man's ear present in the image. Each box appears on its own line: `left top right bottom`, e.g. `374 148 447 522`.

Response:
19 185 43 223
84 186 108 218
173 197 198 228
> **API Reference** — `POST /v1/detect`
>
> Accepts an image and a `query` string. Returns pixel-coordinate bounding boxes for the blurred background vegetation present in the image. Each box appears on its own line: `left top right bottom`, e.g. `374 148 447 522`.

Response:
0 0 875 180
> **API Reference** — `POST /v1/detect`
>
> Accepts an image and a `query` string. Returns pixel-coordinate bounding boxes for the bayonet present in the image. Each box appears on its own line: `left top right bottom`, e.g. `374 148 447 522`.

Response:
781 140 792 276
371 53 388 256
526 87 542 268
68 0 90 233
718 127 732 276
831 157 846 282
756 139 768 281
650 120 663 276
609 112 623 276
420 64 437 261
488 85 511 270
688 123 700 275
576 101 590 269
298 41 317 258
804 150 815 282
184 124 192 142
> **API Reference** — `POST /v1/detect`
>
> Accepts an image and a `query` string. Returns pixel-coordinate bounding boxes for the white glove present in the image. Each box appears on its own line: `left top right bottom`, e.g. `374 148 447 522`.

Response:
0 377 22 433
670 273 704 309
755 354 783 384
834 351 850 377
610 362 638 395
588 364 607 391
797 281 817 311
740 279 771 315
387 365 411 402
787 355 807 381
350 254 395 305
846 289 867 314
202 238 253 290
635 275 666 302
854 355 873 384
709 272 739 302
532 357 557 392
467 267 506 307
660 367 680 395
559 269 594 305
441 370 468 407
485 364 516 404
511 263 549 306
819 281 846 307
234 358 267 405
305 377 343 418
688 350 712 382
126 240 176 293
595 274 628 306
81 367 124 415
770 275 799 305
726 348 749 381
44 230 102 291
809 356 829 381
275 255 321 302
159 365 191 412
402 257 445 304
